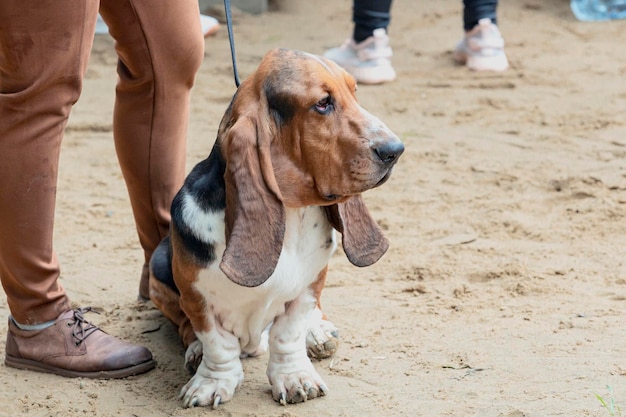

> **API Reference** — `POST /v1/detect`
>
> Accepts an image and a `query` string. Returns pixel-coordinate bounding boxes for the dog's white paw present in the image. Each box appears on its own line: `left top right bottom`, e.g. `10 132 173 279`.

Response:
184 339 203 374
267 360 328 404
306 307 339 360
179 370 243 408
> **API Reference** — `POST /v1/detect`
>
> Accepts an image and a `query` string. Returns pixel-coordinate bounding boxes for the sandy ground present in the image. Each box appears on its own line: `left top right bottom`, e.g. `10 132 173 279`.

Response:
2 0 626 416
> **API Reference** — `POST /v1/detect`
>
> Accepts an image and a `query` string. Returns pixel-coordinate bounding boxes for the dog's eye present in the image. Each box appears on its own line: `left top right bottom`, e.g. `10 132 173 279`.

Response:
314 96 333 114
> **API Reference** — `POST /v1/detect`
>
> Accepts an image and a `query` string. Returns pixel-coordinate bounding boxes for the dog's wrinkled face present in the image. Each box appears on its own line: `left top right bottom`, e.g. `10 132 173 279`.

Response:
258 49 404 208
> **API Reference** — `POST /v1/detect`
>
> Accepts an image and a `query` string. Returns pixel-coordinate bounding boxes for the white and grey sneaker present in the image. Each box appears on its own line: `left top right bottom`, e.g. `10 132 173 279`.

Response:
324 28 396 84
453 18 509 72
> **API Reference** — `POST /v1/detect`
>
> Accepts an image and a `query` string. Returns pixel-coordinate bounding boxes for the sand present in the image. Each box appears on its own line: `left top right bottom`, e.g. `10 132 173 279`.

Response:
2 0 626 416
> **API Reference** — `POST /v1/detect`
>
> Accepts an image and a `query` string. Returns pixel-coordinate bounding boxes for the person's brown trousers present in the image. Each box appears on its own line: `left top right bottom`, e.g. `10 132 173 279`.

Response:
0 0 204 325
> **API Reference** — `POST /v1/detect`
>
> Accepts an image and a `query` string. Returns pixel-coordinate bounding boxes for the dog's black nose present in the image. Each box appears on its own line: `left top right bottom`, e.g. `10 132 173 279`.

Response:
374 139 404 164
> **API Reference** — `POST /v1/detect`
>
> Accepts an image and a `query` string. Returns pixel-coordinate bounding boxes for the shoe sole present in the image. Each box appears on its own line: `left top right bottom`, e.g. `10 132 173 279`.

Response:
349 67 396 85
454 50 509 72
355 74 396 85
5 355 156 379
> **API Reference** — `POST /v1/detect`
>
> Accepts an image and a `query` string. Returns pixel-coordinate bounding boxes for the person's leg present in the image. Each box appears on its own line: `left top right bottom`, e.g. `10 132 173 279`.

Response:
99 0 205 299
0 0 98 325
1 0 157 379
352 0 393 42
463 0 498 31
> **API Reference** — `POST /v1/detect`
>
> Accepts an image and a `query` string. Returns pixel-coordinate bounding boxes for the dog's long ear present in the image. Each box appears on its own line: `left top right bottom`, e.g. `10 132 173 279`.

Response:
220 115 285 287
325 196 389 267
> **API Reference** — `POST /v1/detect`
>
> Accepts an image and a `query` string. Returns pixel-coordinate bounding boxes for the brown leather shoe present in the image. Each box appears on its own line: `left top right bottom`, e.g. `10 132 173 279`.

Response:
5 308 156 379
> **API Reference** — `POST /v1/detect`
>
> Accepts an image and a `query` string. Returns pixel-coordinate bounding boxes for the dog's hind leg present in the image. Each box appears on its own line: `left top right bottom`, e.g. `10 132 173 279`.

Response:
306 266 339 360
306 307 339 360
149 237 198 350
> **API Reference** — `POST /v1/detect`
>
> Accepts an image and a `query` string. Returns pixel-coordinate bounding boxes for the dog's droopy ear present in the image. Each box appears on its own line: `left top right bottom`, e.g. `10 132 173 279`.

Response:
325 196 389 267
220 116 285 287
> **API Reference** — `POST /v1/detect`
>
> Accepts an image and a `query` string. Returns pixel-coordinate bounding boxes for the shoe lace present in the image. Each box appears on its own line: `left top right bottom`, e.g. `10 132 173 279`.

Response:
67 307 100 346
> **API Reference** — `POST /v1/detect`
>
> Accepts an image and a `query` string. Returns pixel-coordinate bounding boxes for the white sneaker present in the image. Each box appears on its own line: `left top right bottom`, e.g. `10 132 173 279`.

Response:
95 14 219 38
324 28 396 84
200 14 219 37
95 14 109 35
453 18 508 72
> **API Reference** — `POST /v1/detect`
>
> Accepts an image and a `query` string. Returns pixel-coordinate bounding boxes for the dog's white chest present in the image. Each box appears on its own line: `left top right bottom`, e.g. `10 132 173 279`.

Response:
194 206 336 353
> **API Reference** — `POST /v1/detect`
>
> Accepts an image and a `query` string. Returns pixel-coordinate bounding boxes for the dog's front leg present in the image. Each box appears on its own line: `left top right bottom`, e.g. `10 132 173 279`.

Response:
180 320 244 408
267 291 328 404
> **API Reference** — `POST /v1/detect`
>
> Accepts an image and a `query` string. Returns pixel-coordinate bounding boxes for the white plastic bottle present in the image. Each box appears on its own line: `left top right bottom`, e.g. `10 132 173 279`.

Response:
571 0 626 21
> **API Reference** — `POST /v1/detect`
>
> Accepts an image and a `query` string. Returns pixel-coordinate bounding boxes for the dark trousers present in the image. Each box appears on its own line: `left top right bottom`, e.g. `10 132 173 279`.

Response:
351 0 499 42
463 0 499 31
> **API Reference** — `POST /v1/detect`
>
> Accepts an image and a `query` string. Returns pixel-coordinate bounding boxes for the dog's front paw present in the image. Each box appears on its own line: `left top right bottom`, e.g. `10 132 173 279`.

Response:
306 308 339 360
268 361 328 405
179 371 242 408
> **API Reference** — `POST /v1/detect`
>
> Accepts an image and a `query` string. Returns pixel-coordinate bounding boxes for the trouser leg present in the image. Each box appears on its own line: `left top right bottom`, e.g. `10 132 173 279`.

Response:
352 0 393 42
0 0 99 324
99 0 204 276
463 0 499 31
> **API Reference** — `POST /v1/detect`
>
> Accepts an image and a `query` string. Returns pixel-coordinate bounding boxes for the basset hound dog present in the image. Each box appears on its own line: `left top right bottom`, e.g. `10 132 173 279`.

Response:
149 48 404 408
